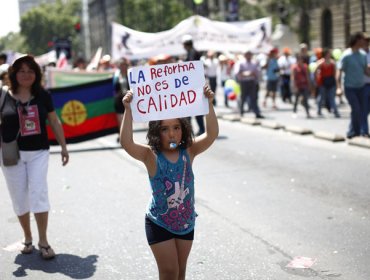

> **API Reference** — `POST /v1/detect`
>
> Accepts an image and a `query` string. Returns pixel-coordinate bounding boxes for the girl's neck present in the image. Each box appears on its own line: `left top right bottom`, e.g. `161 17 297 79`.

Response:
162 149 180 163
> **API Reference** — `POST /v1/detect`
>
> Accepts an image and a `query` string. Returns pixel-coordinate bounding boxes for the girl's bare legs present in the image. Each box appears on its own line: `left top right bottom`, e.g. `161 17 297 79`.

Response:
175 239 193 280
150 239 193 280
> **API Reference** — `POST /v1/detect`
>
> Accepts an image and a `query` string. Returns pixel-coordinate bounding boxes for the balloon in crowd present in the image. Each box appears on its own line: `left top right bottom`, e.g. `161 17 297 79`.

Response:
224 79 240 100
332 48 342 61
308 62 317 73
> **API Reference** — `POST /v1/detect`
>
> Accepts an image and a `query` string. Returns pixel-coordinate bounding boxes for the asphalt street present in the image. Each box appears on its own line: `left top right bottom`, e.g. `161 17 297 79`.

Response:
1 108 369 279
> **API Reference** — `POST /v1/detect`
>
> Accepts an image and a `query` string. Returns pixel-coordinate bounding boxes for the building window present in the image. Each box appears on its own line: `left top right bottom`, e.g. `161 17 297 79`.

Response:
321 9 333 48
300 11 310 47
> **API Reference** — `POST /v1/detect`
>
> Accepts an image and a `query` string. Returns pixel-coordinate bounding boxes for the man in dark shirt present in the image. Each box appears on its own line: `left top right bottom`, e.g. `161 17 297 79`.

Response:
182 35 205 135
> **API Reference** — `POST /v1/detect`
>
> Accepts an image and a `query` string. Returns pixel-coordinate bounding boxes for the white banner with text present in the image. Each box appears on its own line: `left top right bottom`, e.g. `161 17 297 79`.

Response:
112 15 272 60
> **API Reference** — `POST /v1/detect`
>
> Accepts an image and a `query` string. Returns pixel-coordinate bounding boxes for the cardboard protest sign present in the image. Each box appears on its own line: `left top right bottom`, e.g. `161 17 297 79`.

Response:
128 61 207 122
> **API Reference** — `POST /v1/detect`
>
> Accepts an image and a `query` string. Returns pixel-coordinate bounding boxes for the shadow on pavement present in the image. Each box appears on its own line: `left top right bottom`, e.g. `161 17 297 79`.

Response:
50 146 121 154
13 252 98 279
216 135 228 140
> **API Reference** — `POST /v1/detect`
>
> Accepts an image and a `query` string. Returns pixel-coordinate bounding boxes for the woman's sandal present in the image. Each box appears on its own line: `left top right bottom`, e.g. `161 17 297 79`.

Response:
38 244 56 260
21 242 34 254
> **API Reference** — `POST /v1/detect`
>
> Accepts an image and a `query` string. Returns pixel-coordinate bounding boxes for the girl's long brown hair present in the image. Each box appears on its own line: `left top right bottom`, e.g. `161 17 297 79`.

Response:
147 118 194 152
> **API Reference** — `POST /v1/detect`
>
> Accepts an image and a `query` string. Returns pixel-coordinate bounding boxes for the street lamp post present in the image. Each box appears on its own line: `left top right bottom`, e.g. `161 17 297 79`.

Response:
218 0 225 20
344 0 350 45
360 0 366 32
82 0 91 59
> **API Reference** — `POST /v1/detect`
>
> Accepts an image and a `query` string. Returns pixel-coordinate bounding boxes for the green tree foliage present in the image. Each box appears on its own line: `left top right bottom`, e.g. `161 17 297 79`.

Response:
20 0 81 55
238 1 267 21
0 32 27 53
117 0 193 32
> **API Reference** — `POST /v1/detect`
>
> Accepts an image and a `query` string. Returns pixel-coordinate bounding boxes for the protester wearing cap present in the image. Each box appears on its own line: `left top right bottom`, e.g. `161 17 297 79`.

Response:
278 47 296 103
182 34 201 62
203 50 218 106
98 54 114 71
0 55 69 259
299 43 310 65
314 48 341 118
236 50 264 118
217 54 232 107
262 48 280 109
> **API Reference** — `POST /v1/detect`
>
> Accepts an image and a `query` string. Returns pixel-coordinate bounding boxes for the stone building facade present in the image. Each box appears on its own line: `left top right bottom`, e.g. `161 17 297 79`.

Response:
88 0 118 57
302 0 369 49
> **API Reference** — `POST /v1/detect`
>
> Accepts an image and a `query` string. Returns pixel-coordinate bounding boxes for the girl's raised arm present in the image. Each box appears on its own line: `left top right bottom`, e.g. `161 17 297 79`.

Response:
120 91 153 164
188 85 219 160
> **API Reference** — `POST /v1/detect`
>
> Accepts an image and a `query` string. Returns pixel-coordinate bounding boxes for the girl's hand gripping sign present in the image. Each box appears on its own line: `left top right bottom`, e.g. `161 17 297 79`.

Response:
128 61 208 122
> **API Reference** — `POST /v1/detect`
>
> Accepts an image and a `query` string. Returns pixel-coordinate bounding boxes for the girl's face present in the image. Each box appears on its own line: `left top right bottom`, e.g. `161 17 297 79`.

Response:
159 119 182 151
16 63 36 88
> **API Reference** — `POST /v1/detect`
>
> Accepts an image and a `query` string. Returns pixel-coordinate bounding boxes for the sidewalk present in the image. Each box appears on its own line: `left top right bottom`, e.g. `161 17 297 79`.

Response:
213 88 370 149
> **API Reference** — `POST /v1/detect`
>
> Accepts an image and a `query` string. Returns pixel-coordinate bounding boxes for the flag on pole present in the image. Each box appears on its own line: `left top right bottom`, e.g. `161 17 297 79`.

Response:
56 51 68 69
86 47 103 71
47 78 118 144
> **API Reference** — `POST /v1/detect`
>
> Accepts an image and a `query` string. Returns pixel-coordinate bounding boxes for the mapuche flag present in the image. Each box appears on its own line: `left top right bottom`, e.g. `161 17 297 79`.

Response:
47 78 118 144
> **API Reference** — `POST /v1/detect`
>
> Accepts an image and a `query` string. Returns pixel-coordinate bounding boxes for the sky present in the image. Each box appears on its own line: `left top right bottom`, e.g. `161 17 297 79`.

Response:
0 1 20 37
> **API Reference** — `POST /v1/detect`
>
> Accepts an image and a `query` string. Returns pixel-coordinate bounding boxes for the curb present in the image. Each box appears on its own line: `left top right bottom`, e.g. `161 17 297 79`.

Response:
284 125 312 135
347 137 370 148
221 114 241 122
240 117 261 126
260 121 284 130
313 131 346 142
216 108 369 150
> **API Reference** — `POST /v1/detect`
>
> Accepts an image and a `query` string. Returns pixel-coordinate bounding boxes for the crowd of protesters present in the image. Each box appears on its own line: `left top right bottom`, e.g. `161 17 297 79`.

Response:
170 32 369 139
1 31 369 139
171 32 368 139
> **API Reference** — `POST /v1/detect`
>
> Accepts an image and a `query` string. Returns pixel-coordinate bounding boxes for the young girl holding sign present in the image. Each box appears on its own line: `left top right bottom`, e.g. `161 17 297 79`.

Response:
120 85 218 280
